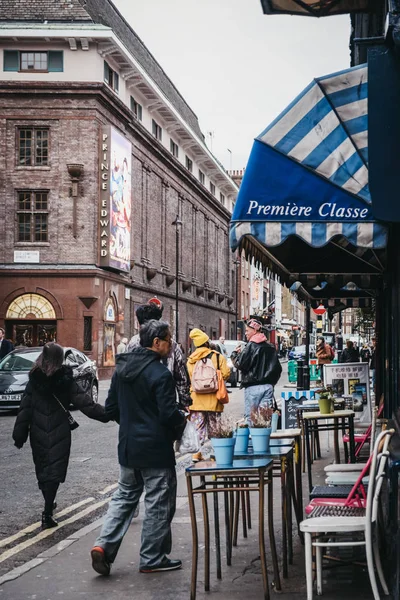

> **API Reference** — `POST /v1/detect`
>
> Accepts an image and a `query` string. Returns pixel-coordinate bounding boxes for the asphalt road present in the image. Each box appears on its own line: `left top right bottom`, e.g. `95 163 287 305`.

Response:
0 364 288 579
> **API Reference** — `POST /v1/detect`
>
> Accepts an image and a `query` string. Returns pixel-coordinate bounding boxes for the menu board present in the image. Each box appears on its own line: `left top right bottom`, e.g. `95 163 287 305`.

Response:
323 362 371 421
282 396 303 429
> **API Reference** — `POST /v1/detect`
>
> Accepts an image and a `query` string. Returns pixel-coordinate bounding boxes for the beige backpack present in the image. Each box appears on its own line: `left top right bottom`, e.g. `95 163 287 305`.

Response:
191 353 218 394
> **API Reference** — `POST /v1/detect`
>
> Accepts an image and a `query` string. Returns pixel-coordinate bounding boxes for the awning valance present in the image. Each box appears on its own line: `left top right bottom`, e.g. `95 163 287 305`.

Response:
230 64 388 258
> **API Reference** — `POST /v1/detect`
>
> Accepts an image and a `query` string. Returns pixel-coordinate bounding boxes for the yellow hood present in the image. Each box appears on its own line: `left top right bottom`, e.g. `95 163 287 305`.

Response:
187 347 213 365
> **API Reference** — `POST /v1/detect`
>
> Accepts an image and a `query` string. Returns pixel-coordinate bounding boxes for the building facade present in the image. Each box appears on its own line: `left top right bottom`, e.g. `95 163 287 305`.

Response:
0 0 238 377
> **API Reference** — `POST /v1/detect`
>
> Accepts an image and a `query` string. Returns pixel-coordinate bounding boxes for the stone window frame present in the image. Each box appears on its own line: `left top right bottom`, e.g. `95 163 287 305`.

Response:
17 127 49 167
16 189 49 243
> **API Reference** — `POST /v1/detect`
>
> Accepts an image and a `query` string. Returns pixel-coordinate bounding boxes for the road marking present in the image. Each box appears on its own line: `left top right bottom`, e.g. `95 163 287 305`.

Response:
98 483 118 495
0 497 95 550
0 497 111 564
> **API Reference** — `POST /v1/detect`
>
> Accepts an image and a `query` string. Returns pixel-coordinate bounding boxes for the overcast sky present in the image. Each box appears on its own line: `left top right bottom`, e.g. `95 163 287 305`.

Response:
114 0 351 170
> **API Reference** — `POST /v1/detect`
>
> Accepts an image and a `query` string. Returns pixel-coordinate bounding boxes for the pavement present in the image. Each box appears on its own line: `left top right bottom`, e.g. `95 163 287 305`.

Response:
0 432 377 600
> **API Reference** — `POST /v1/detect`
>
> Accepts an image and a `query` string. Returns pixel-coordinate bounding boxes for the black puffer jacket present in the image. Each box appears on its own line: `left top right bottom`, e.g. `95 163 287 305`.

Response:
231 341 282 388
105 347 185 469
12 366 109 484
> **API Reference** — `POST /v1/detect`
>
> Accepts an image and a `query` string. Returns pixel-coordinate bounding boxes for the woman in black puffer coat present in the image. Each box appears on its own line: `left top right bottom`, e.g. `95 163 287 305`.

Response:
12 342 110 529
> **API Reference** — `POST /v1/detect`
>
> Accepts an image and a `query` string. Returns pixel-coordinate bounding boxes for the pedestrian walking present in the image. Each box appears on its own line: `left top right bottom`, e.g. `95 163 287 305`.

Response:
187 328 230 462
316 336 333 382
126 299 191 410
12 342 110 530
91 320 186 576
231 319 281 425
116 337 128 354
339 340 360 363
0 327 14 359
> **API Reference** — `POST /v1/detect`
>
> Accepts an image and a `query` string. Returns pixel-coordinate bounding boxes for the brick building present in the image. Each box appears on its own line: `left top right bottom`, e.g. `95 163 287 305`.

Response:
0 0 238 377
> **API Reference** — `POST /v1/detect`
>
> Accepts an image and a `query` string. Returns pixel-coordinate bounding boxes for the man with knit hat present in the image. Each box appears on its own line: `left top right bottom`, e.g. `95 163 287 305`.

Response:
231 319 282 425
187 328 230 462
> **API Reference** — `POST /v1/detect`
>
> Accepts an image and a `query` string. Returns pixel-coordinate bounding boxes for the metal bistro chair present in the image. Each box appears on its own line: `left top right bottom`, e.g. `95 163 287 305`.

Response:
300 428 394 600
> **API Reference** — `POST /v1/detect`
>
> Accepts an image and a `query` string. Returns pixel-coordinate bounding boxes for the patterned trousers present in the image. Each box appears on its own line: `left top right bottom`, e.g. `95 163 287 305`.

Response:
190 411 221 446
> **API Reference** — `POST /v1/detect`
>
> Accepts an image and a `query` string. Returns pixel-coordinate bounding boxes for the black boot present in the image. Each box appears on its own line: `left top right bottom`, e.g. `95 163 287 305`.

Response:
41 511 58 530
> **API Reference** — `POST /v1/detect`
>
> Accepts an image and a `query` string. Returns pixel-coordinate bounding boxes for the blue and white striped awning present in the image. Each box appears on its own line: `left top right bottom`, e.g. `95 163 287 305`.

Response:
230 64 388 252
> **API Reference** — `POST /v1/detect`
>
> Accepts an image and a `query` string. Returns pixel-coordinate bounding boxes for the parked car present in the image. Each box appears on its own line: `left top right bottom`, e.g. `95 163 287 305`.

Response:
213 340 246 387
288 345 316 361
0 346 98 411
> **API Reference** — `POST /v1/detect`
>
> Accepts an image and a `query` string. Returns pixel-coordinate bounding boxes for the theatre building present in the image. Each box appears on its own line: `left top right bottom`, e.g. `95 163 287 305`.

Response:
0 0 238 377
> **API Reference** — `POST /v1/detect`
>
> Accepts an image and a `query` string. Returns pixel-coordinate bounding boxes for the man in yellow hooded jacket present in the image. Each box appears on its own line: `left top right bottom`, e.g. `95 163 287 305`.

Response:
187 328 230 462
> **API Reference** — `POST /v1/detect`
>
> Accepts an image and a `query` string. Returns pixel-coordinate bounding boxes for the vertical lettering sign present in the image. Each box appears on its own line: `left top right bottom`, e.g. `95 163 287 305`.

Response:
99 126 132 272
99 125 111 267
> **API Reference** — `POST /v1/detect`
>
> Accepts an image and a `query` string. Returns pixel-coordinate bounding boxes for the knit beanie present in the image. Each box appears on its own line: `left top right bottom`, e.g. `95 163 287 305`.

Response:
189 328 209 348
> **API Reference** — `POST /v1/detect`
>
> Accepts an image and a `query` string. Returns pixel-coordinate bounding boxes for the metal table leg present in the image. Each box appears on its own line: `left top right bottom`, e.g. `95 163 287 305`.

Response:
200 476 210 591
213 484 222 579
224 488 232 566
186 475 198 600
267 468 281 591
258 469 270 600
281 458 288 578
333 417 340 463
349 415 356 463
304 418 313 493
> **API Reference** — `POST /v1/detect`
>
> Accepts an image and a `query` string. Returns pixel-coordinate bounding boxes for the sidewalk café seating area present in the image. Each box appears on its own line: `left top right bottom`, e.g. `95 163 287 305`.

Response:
185 395 396 600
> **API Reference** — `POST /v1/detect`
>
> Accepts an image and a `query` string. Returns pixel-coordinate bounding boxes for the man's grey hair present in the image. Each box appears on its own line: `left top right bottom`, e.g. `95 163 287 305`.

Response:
140 320 170 348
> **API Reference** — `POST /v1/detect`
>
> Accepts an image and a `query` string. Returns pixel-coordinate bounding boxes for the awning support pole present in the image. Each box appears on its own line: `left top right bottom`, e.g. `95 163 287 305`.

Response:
304 302 311 391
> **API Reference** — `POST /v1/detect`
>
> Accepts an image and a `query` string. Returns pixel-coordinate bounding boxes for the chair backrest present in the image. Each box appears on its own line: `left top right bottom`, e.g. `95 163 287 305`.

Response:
365 428 394 524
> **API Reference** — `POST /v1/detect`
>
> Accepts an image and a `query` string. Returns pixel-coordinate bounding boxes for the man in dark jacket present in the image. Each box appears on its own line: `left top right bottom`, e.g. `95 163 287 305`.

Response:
339 340 360 363
231 319 282 425
0 327 13 359
91 320 185 577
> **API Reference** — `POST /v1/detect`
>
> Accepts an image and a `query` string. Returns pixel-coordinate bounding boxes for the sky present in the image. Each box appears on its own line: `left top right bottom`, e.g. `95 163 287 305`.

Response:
113 0 351 171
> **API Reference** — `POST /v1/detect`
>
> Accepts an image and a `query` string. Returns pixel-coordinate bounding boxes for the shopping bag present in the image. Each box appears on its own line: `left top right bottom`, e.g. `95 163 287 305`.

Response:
177 420 200 454
215 354 229 404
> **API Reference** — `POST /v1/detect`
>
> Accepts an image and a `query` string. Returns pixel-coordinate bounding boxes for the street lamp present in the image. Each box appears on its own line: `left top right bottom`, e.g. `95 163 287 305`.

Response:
233 255 241 339
172 214 182 342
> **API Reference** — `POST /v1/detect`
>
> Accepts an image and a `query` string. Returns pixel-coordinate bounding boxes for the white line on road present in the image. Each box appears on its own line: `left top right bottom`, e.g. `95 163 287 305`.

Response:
98 483 118 495
0 497 95 550
0 497 110 564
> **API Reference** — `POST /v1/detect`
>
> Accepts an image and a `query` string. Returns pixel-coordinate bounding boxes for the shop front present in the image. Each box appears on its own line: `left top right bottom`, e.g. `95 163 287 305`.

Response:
4 293 57 347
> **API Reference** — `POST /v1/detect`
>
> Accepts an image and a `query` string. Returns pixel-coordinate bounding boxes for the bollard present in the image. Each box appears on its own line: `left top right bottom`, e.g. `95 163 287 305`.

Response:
297 359 305 390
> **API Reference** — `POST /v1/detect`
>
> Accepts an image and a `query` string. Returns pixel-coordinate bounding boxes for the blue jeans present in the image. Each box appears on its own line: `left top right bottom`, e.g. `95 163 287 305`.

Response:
94 465 177 568
244 384 274 425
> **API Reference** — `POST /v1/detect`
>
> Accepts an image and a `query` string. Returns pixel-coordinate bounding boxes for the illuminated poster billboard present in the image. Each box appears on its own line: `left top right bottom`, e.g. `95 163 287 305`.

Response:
99 126 131 272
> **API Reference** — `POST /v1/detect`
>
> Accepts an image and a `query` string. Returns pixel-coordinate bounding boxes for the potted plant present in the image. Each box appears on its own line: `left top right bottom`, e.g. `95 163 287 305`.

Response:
235 423 249 453
249 406 274 453
209 416 235 465
316 387 334 414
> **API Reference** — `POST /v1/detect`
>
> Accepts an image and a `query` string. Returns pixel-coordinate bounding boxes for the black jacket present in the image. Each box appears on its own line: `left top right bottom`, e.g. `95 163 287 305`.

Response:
339 348 360 363
0 339 14 359
12 366 109 484
231 341 282 388
105 347 185 469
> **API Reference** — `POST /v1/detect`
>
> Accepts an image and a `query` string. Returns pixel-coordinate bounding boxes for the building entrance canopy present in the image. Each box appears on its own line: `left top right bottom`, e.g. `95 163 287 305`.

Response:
230 64 387 304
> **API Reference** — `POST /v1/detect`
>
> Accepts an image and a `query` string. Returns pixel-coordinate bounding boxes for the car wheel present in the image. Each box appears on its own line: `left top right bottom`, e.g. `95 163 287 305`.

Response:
91 381 99 403
231 372 238 388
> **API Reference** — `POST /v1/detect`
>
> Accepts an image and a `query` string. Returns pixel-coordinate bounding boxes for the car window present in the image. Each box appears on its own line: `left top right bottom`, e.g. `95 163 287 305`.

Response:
224 341 246 357
73 351 86 365
0 351 41 371
64 350 79 366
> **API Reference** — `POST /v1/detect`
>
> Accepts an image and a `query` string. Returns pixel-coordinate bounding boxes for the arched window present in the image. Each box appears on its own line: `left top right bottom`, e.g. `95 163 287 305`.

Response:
6 293 56 319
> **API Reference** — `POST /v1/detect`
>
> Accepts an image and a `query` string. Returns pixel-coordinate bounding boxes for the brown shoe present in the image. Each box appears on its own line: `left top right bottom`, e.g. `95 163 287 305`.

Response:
192 452 204 463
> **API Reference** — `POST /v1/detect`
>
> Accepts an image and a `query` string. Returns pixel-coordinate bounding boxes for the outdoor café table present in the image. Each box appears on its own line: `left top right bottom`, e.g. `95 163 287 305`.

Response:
271 428 303 525
234 443 298 578
186 458 281 600
303 409 356 493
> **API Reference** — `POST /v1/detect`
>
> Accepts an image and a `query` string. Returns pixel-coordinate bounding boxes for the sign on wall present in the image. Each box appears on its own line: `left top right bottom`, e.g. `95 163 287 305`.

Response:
99 126 132 272
323 361 371 421
250 265 263 314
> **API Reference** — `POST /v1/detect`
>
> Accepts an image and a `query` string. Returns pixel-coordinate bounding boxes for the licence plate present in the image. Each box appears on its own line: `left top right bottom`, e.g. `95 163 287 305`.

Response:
0 394 22 402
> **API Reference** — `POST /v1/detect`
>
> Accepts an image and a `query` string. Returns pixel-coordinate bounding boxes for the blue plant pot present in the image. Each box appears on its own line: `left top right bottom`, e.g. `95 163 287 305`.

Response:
249 427 272 453
211 437 236 465
235 427 249 453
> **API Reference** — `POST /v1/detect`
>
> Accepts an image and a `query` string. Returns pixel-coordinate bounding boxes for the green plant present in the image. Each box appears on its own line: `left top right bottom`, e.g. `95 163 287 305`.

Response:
209 415 234 438
249 406 274 428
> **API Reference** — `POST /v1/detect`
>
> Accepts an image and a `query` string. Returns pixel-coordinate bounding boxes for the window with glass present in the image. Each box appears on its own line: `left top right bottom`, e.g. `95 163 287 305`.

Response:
210 182 215 196
17 191 48 242
152 119 162 141
104 61 119 92
130 96 142 121
185 156 193 172
20 52 47 71
198 170 205 185
170 139 179 158
4 50 63 73
18 128 48 166
220 192 225 206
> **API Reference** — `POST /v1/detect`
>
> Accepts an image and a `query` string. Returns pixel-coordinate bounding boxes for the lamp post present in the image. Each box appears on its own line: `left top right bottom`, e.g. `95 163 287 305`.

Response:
172 215 182 342
233 255 241 339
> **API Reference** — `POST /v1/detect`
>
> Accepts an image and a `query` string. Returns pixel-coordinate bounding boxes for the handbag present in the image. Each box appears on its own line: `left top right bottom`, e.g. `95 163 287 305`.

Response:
215 353 229 405
53 394 80 431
